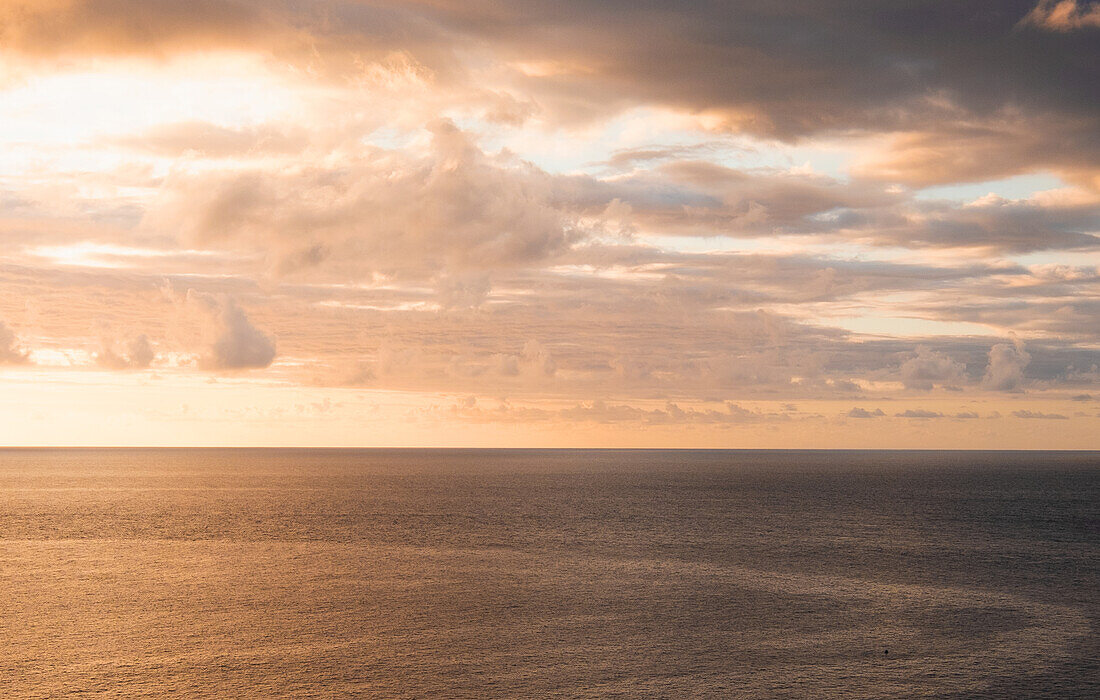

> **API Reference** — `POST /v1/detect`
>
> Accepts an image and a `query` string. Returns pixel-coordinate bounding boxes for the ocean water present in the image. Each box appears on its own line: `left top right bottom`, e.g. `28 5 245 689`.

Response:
0 449 1096 698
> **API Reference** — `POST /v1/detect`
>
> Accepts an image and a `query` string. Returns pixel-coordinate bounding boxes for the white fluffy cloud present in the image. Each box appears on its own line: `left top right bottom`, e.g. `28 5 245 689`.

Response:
899 346 966 391
982 340 1032 392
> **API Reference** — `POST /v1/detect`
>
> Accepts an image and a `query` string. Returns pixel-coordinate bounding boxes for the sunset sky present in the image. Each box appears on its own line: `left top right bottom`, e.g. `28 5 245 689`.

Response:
1 0 1098 447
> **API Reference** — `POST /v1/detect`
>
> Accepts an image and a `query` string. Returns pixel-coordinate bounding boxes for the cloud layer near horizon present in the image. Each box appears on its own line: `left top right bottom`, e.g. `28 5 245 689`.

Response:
0 1 1098 445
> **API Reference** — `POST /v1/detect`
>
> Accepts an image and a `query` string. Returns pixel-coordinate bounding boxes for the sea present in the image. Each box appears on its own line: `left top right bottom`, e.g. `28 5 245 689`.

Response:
0 449 1096 698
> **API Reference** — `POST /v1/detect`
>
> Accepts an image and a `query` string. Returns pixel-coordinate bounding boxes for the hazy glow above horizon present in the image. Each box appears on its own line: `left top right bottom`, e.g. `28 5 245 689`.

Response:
1 0 1098 447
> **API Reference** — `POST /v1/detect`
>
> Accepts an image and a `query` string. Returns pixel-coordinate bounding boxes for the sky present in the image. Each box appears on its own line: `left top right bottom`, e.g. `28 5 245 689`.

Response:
0 0 1099 447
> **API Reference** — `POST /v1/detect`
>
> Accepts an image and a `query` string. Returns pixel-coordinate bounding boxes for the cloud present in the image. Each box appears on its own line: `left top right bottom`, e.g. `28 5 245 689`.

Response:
843 194 1100 253
982 339 1032 391
8 238 1100 402
1012 409 1069 419
856 120 1100 191
4 1 1096 186
899 346 966 391
0 1 1098 447
435 273 492 310
848 407 885 418
0 0 272 57
919 297 1100 344
457 2 1098 185
558 160 1100 253
145 121 580 278
114 121 308 158
447 398 787 425
895 409 945 419
0 321 30 364
95 334 155 369
0 0 445 76
491 339 556 379
186 290 275 370
1020 0 1100 31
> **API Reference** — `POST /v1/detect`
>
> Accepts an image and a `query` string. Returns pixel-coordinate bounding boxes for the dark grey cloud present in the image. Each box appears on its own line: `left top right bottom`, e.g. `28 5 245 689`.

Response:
427 1 1098 183
436 2 1093 124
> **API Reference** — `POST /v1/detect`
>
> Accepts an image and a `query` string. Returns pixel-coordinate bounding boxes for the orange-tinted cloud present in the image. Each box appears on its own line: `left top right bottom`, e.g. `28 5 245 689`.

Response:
1020 0 1100 31
0 321 31 364
186 291 276 370
1 1 1099 445
94 333 154 369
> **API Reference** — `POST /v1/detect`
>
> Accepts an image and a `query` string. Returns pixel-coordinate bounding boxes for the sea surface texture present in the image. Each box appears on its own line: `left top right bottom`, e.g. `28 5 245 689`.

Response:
0 449 1096 698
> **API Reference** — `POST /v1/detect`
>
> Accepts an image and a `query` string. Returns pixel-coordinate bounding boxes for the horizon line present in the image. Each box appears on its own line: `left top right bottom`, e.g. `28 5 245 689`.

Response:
1 446 1099 452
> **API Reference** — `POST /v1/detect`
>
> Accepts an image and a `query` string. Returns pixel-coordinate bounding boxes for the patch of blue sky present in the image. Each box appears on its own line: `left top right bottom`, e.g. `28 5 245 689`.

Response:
914 173 1064 202
830 315 998 338
638 233 930 265
362 125 422 151
638 234 778 255
1008 248 1100 267
456 108 854 178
